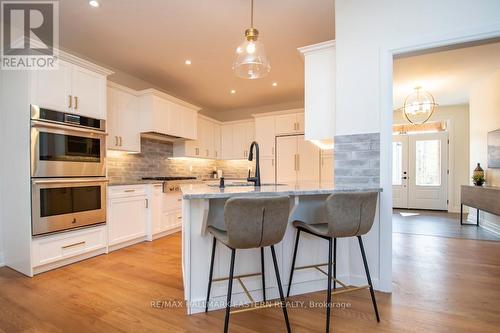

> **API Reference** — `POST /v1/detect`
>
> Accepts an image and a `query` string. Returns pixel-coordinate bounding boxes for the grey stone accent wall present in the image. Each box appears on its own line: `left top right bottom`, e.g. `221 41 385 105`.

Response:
107 138 252 184
334 133 380 187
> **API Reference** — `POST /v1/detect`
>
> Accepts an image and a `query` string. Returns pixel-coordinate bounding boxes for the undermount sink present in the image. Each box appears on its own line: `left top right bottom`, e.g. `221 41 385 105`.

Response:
207 182 286 187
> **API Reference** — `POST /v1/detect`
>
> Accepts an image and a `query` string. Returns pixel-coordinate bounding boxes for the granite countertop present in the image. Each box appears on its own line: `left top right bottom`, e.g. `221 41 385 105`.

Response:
181 182 382 199
108 180 165 186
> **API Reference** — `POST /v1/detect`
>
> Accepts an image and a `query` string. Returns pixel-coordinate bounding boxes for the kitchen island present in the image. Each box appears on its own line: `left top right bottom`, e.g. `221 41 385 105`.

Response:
181 182 382 314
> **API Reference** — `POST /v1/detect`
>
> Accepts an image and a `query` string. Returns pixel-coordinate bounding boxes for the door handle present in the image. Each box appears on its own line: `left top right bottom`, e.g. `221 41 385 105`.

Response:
68 95 72 109
402 177 407 180
74 96 78 110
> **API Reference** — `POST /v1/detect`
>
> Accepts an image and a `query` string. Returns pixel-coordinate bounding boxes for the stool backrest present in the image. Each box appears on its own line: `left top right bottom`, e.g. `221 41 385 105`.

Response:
224 196 290 249
325 192 378 237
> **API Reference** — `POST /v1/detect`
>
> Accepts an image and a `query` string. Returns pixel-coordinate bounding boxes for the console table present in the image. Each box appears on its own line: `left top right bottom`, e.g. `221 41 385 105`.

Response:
460 185 500 226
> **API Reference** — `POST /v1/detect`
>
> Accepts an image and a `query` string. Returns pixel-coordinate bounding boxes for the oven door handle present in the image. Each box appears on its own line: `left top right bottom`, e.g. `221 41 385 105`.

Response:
31 120 107 136
32 178 109 185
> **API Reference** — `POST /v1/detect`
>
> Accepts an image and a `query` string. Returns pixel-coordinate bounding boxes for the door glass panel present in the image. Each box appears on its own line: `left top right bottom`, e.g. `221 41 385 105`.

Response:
40 186 101 217
415 140 441 186
392 142 403 185
39 132 101 162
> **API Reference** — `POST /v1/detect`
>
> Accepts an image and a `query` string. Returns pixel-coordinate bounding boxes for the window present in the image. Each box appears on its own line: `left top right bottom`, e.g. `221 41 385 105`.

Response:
415 140 441 186
392 142 403 185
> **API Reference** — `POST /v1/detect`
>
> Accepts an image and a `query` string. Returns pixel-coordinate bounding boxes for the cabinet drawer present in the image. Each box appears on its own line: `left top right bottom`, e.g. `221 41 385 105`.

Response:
161 210 182 231
32 226 106 267
163 193 182 212
108 184 148 198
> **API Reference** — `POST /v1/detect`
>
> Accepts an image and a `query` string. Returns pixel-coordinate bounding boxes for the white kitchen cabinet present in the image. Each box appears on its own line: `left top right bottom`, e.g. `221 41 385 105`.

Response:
107 185 148 250
260 157 275 183
275 112 304 135
30 59 72 112
30 59 108 119
139 89 200 140
276 135 320 184
173 115 220 159
31 225 107 272
299 40 335 144
320 149 334 184
107 83 141 152
213 123 222 159
148 184 164 239
221 120 255 159
255 116 276 157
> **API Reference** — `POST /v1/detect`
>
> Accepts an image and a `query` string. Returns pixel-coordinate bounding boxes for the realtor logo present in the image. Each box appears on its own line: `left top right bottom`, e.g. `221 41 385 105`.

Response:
1 0 59 69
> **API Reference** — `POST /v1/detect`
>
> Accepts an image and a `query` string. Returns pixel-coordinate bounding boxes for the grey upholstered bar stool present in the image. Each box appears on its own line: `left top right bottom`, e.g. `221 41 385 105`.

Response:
286 192 380 332
205 196 292 333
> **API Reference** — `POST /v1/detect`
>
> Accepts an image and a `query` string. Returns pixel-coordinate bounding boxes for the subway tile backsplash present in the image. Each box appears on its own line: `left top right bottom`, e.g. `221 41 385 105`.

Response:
107 137 252 184
334 132 380 187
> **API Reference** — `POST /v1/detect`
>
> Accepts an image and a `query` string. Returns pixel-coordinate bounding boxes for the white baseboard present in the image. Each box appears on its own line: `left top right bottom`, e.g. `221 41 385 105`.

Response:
0 251 4 267
467 209 500 237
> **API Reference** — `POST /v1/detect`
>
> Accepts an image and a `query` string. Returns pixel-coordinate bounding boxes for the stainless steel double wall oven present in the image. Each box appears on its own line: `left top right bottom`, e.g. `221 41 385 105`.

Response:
30 105 107 236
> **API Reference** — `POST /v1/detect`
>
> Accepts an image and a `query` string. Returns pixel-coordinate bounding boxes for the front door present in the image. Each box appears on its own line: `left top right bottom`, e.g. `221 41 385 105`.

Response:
393 132 448 210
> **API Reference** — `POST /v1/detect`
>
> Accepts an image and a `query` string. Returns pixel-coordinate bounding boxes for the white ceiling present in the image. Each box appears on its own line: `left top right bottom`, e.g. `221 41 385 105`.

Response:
58 0 334 113
393 41 500 108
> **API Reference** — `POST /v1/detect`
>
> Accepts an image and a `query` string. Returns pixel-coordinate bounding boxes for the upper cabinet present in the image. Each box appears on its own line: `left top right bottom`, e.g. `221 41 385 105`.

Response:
298 40 335 146
275 112 304 135
173 115 220 159
255 116 276 158
30 56 111 119
138 89 200 140
221 120 255 160
107 83 141 152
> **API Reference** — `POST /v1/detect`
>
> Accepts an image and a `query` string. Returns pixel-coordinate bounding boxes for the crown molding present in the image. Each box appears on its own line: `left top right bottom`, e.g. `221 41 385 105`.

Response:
297 39 336 56
137 88 202 111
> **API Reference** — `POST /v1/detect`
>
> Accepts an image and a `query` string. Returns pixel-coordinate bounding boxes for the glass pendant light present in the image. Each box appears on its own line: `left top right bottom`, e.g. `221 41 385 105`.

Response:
233 0 270 79
399 87 438 124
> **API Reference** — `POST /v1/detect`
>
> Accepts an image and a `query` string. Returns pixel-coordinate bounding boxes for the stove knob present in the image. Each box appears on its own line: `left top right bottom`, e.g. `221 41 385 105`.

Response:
169 185 175 191
175 185 180 191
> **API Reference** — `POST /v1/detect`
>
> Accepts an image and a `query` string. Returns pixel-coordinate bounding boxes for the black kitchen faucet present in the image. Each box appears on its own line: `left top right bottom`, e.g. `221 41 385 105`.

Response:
247 141 261 187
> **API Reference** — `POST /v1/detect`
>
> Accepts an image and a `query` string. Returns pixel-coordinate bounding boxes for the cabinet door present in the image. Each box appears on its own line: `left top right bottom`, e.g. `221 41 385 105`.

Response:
233 122 248 159
246 121 255 148
213 124 222 159
71 65 107 119
108 195 147 245
150 185 163 235
295 113 305 133
107 86 141 152
276 136 298 183
179 106 198 140
255 116 275 157
106 87 120 150
201 118 214 158
30 59 72 112
221 124 234 160
275 114 297 135
260 157 275 183
297 135 320 182
320 150 334 184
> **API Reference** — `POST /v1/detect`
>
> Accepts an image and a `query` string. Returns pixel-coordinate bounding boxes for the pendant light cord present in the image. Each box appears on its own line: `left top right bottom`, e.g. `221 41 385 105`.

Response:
251 0 254 28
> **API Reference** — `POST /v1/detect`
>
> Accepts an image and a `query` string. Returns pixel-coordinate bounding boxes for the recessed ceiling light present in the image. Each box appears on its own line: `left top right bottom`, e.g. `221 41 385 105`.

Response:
230 89 236 94
272 82 278 87
89 0 100 8
185 60 192 65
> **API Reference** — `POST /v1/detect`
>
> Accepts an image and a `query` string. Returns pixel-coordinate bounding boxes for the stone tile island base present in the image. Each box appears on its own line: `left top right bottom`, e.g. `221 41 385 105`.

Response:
180 183 382 314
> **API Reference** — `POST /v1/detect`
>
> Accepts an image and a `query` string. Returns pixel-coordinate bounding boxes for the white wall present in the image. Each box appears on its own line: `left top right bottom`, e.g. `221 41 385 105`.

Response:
335 0 500 292
393 104 470 213
469 70 500 233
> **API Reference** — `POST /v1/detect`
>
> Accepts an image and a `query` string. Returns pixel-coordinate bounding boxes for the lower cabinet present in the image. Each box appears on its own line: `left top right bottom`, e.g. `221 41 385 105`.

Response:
107 185 148 250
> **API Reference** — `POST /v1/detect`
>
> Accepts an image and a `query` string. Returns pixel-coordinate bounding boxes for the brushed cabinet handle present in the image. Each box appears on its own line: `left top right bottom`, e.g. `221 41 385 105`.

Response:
215 150 218 158
68 95 72 108
124 189 135 193
62 241 85 249
206 149 209 157
297 154 300 171
145 198 149 208
177 216 182 220
119 136 123 147
195 148 199 155
272 146 274 156
294 154 297 171
115 136 119 146
74 96 78 110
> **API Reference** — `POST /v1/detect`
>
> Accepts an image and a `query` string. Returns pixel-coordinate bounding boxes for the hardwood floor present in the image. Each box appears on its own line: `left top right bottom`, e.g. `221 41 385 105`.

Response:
1 232 500 332
393 209 500 241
